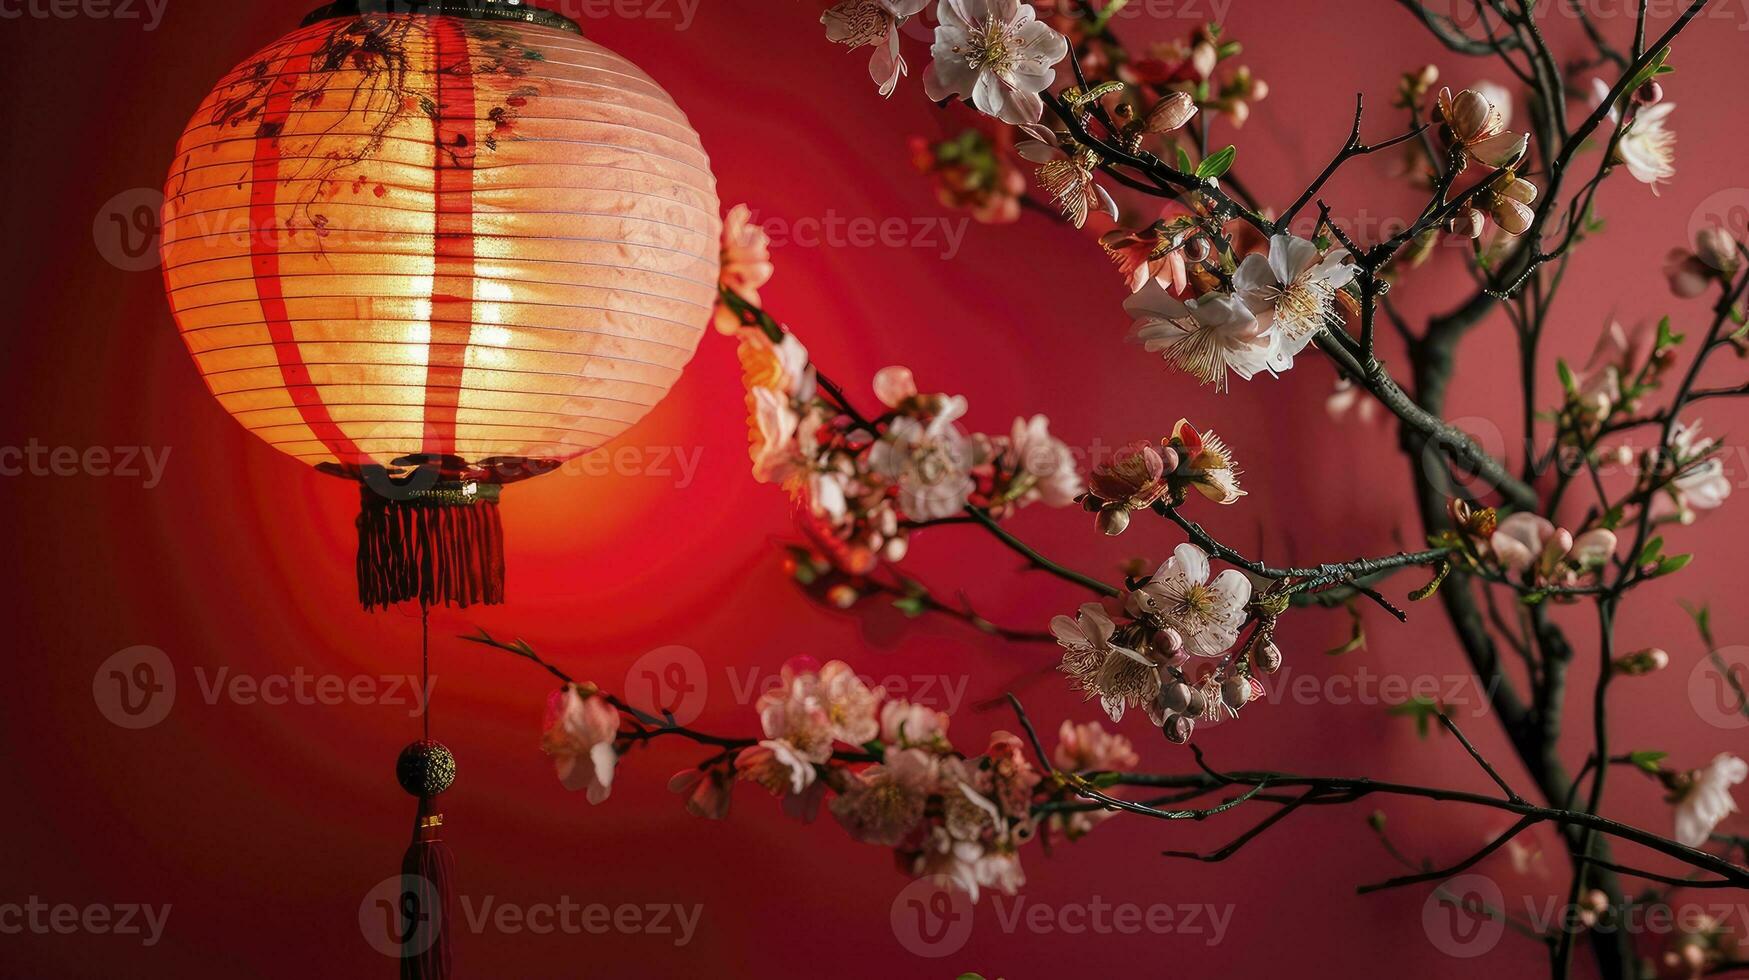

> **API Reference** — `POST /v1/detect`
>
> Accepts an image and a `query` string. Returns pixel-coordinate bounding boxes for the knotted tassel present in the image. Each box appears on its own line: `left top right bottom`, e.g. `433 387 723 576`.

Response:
396 740 457 980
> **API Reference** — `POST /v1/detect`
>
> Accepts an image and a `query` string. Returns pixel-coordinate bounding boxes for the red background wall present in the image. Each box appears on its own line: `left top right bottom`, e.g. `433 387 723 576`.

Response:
3 1 1747 976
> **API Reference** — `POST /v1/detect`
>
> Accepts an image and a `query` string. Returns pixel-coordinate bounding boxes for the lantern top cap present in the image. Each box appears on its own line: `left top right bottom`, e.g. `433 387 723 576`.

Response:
301 0 582 34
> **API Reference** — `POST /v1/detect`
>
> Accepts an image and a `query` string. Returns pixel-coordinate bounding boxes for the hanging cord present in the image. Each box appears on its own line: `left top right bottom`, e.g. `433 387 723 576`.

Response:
396 600 455 980
421 603 431 742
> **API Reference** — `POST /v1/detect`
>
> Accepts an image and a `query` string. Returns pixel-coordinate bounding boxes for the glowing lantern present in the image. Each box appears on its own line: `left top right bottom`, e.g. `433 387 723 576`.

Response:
161 0 720 610
161 5 719 975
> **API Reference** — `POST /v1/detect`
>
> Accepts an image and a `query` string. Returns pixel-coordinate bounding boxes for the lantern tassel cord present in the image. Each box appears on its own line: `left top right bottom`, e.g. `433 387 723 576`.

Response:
396 605 456 980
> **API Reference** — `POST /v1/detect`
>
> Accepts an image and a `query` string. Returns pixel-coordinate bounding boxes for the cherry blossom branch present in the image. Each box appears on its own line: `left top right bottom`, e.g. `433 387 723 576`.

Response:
862 573 1057 644
1152 501 1450 620
463 630 879 763
1278 95 1430 228
962 505 1120 598
1611 265 1749 596
1396 0 1525 56
1086 747 1749 886
1462 0 1712 301
1357 815 1540 893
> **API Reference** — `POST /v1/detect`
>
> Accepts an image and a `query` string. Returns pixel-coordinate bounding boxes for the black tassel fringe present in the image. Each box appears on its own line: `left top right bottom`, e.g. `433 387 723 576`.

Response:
357 484 506 611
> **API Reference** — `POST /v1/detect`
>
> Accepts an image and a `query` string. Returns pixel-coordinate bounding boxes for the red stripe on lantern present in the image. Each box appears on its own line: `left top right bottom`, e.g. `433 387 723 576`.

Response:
421 18 480 460
248 33 366 466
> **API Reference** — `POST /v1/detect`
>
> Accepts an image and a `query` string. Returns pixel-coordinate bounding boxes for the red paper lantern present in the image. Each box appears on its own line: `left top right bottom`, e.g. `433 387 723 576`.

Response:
162 0 720 609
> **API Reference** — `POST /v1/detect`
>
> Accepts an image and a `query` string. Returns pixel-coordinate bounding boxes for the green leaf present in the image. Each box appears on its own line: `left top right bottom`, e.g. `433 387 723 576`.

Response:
1628 750 1668 773
1196 145 1237 181
1652 553 1694 578
1176 145 1194 173
1655 315 1684 350
893 595 928 618
1556 359 1578 398
1388 696 1441 739
1680 600 1714 646
1623 47 1671 99
785 545 820 585
1325 602 1367 656
1636 536 1666 566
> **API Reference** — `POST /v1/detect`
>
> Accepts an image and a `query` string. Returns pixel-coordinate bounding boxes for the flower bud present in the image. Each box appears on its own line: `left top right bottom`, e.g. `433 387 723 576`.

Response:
1254 641 1283 674
1613 647 1669 675
877 507 899 536
1144 91 1198 134
1191 41 1218 79
1696 226 1740 274
1161 681 1194 714
1183 235 1212 264
1184 687 1208 718
1634 79 1663 105
1152 628 1186 660
1448 207 1485 239
826 584 859 609
1162 713 1195 744
1097 507 1132 536
1665 249 1713 298
1221 676 1253 710
882 535 909 563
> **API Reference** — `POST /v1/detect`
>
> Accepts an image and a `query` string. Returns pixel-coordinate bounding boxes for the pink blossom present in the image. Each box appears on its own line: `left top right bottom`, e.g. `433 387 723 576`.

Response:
1053 719 1140 771
668 767 734 820
716 204 774 334
829 747 939 845
541 687 620 804
880 699 950 748
735 739 819 797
